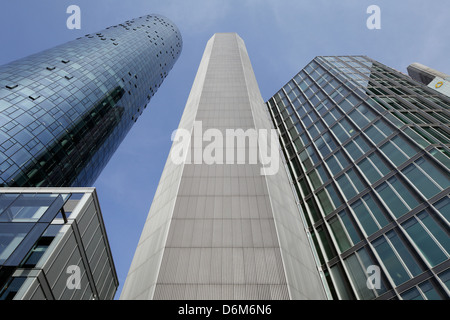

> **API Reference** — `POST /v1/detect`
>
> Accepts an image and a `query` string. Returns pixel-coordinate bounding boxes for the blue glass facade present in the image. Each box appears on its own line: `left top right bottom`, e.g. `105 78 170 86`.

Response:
0 14 182 187
267 56 450 300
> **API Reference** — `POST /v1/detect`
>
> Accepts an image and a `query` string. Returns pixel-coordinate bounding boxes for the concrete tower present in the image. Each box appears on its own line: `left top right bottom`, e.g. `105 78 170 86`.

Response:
121 33 326 300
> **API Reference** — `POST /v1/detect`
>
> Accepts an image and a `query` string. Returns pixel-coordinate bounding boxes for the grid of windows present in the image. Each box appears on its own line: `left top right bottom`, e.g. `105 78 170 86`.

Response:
267 55 450 300
0 15 182 187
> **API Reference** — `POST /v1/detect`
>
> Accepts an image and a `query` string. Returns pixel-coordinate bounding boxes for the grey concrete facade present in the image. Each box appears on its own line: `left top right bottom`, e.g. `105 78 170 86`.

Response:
407 62 450 85
407 62 450 98
120 33 326 300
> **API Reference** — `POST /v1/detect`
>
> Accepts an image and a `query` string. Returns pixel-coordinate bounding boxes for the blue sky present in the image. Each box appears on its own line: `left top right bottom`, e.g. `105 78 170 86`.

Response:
0 0 449 299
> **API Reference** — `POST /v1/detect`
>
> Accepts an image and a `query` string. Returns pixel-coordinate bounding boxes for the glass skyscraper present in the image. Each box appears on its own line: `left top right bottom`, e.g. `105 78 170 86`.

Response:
0 14 182 187
266 56 450 300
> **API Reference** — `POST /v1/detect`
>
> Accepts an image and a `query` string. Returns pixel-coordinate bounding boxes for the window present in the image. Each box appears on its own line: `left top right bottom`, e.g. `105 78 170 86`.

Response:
307 198 321 224
430 148 450 168
317 164 329 183
336 168 365 201
310 95 320 106
338 97 353 113
316 121 325 133
380 135 417 167
315 132 337 158
433 197 450 223
364 119 393 145
286 144 295 158
308 165 330 190
308 125 319 140
289 126 298 139
298 149 312 171
351 193 389 236
372 230 423 286
298 178 310 197
357 152 390 184
293 121 303 135
293 137 303 152
329 107 343 122
329 210 361 252
316 99 331 116
323 108 341 126
299 146 318 170
328 86 348 102
292 98 301 111
375 176 419 218
317 184 342 215
325 150 349 176
0 224 33 264
286 105 294 116
287 90 297 102
331 118 356 144
402 211 449 267
300 132 309 146
410 127 439 145
401 287 423 300
348 104 376 129
344 141 363 160
343 135 370 161
330 263 355 300
20 236 53 268
0 277 27 300
401 280 444 300
306 145 319 164
309 170 322 190
302 114 313 128
423 126 450 144
344 247 387 299
417 280 444 300
402 157 450 199
384 112 404 128
0 194 19 216
437 269 450 291
403 127 430 149
0 193 59 222
330 215 352 252
293 74 302 85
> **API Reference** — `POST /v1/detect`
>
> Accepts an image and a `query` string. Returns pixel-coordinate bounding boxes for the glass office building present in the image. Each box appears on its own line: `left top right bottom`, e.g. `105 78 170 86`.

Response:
266 56 450 300
0 14 182 187
0 188 118 300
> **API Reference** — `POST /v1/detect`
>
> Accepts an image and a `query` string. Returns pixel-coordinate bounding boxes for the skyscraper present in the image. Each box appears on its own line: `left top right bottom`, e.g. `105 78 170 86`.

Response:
0 13 181 301
266 56 450 300
121 33 327 300
0 14 182 187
